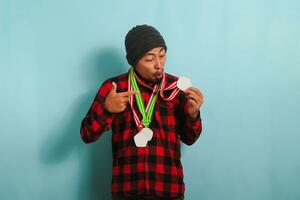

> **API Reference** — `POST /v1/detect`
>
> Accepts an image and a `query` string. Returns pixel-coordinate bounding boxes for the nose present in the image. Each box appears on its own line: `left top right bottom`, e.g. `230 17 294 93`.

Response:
154 56 163 70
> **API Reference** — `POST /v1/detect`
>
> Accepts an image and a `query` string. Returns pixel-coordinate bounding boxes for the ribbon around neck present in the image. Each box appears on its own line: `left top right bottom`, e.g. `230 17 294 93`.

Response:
129 67 159 128
128 67 181 130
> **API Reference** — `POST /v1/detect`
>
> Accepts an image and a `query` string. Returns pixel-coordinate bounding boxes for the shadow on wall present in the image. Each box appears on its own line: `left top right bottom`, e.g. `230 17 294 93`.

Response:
39 47 128 200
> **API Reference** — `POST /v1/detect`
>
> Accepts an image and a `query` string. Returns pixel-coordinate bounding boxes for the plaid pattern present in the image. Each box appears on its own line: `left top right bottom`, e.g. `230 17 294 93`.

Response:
80 70 202 198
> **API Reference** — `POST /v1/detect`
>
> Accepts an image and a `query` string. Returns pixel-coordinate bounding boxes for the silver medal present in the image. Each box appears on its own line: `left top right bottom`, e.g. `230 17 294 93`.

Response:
140 127 153 141
134 132 148 147
134 128 153 147
177 77 192 91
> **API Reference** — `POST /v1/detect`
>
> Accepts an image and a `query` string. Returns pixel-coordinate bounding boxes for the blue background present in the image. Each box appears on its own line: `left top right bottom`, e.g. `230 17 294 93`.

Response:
1 0 300 199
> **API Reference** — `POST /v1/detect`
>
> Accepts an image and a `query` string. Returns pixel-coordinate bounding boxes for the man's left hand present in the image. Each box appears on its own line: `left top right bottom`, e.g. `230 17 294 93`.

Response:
185 87 204 120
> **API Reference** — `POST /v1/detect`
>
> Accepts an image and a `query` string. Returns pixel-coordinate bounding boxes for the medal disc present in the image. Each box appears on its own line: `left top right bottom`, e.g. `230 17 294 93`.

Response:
177 77 192 91
140 127 153 141
134 132 148 147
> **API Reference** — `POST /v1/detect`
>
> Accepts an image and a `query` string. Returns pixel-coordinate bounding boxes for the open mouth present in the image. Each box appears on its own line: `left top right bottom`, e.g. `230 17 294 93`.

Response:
154 72 163 78
155 73 162 79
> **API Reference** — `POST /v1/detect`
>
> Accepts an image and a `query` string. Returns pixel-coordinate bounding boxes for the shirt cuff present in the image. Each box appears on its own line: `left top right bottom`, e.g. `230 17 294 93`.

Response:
184 104 202 133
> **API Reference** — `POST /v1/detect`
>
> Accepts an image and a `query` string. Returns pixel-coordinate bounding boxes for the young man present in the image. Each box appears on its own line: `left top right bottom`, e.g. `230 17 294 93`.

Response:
80 25 204 200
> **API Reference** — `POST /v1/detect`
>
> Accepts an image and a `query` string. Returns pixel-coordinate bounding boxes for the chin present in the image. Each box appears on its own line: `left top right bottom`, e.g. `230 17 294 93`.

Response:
153 77 163 84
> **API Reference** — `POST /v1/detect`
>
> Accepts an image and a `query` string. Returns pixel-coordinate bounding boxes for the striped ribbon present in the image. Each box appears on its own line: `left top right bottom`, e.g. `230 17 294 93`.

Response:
128 67 180 130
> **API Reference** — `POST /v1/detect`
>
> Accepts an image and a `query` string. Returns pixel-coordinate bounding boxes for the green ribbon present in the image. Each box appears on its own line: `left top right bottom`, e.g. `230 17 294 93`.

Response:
129 67 159 127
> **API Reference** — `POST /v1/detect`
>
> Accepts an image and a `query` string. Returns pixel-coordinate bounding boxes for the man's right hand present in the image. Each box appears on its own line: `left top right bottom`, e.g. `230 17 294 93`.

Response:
104 82 136 113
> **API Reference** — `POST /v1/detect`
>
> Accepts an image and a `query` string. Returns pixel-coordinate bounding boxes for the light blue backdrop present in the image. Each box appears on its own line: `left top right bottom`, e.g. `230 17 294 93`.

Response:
1 0 300 199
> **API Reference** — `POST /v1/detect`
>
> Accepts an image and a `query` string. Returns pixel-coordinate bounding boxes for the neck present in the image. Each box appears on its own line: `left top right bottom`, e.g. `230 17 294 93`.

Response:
134 69 158 88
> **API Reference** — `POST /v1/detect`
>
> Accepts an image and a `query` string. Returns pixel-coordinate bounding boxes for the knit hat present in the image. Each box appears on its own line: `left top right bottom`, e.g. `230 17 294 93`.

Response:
125 24 167 66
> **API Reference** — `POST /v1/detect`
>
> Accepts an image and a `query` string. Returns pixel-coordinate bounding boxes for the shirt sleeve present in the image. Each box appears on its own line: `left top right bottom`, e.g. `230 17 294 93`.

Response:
80 79 114 144
178 92 203 145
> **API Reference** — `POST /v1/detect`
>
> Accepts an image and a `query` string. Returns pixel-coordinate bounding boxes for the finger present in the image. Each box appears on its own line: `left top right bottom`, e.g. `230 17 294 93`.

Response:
111 82 117 93
190 95 204 106
187 90 204 103
119 90 137 97
186 93 201 104
120 104 127 111
187 87 202 97
187 88 204 100
187 98 198 108
120 97 130 104
188 97 203 109
185 89 198 97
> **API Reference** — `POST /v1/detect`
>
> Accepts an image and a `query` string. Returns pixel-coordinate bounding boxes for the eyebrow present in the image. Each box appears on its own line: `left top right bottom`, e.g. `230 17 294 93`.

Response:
145 47 165 56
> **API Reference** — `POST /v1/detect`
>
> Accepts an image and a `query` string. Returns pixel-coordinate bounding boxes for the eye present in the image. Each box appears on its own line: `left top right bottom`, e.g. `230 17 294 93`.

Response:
145 56 154 62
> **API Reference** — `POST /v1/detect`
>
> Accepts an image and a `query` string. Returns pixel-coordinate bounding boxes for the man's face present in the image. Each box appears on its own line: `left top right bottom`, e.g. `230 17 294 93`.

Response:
135 47 166 83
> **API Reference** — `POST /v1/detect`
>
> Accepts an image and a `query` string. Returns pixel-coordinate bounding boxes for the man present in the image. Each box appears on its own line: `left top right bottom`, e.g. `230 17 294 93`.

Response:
80 24 204 200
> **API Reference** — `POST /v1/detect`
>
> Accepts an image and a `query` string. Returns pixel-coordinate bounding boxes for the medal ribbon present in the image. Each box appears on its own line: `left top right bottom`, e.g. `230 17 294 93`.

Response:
128 67 182 130
132 69 180 101
129 67 159 130
160 72 180 101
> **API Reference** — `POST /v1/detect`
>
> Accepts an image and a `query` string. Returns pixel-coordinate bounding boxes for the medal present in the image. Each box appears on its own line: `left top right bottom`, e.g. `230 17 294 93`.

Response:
133 128 153 147
128 68 189 147
129 68 159 147
177 77 192 91
140 127 153 140
134 132 148 147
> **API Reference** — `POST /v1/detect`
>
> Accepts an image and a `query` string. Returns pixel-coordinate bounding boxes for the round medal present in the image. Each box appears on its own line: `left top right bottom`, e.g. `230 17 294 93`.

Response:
134 132 148 147
177 77 192 91
140 127 153 141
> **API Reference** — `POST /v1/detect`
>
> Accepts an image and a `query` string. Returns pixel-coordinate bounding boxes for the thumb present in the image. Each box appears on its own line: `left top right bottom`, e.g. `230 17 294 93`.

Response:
111 82 117 93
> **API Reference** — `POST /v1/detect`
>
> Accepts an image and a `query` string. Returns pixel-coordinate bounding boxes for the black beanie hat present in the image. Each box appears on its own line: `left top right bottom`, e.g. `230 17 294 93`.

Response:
125 24 167 66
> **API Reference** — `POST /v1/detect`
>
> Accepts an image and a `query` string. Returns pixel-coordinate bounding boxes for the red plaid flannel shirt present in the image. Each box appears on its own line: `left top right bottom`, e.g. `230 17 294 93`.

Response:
80 70 202 198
